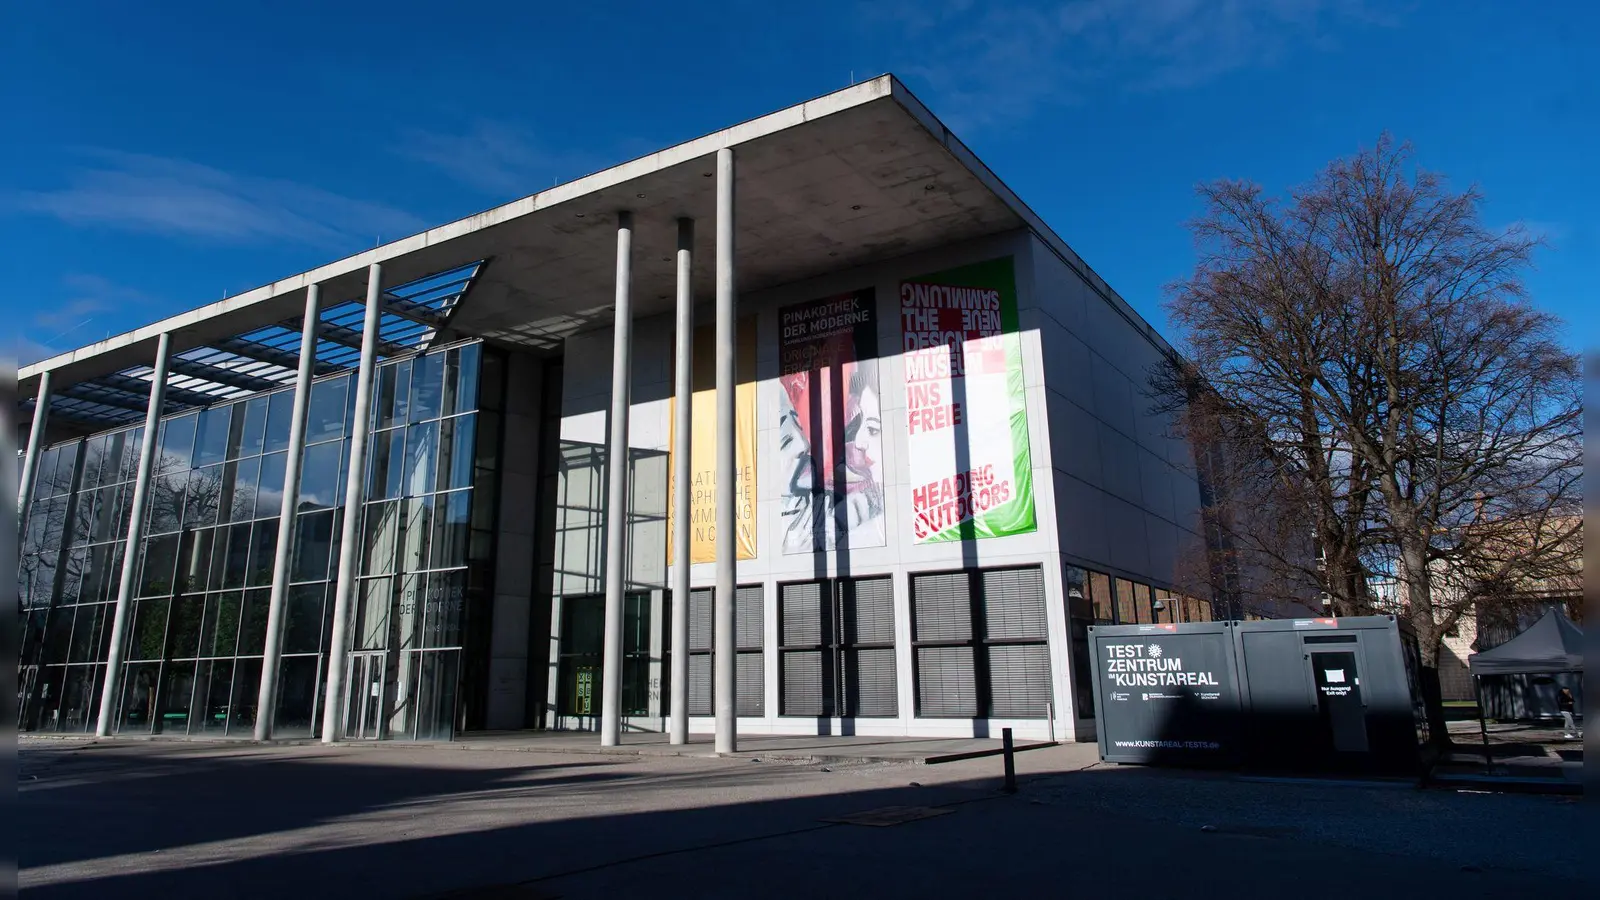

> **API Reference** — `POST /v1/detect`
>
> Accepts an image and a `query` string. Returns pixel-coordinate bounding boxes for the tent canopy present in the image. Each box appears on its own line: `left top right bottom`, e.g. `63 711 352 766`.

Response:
1467 608 1584 676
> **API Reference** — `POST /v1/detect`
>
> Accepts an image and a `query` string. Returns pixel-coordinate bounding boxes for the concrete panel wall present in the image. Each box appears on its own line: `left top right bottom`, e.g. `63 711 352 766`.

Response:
538 227 1208 741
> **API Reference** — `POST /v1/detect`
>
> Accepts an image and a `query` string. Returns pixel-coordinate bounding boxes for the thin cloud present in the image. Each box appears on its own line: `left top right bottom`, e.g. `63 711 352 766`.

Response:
869 0 1401 131
14 149 426 250
396 121 597 198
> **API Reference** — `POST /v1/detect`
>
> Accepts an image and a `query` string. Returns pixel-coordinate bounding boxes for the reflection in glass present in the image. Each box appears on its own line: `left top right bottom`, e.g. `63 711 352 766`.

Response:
238 589 271 655
273 655 321 738
292 510 336 582
362 500 401 576
229 658 262 734
432 490 470 570
410 352 444 423
235 396 268 459
157 414 198 475
147 468 189 535
256 452 287 519
402 495 433 574
225 456 260 523
299 442 342 509
184 464 223 528
118 662 161 732
246 523 278 587
68 604 108 663
201 592 242 658
138 534 180 597
129 599 170 661
368 429 406 500
439 415 476 491
306 376 348 443
284 584 326 653
355 577 392 650
195 406 232 466
403 420 438 497
264 390 294 453
218 523 252 591
176 527 214 594
192 658 233 732
166 595 205 659
154 660 195 734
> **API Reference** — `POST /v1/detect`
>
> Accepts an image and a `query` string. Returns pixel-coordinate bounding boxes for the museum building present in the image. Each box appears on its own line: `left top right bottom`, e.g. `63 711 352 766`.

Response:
15 76 1217 747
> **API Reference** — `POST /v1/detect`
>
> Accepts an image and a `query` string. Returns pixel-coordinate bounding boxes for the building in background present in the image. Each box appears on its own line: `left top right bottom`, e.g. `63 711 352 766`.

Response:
15 77 1223 744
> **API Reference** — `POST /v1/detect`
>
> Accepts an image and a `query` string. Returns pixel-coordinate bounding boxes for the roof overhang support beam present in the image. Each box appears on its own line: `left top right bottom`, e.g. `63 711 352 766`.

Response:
211 336 346 377
167 357 284 394
99 373 221 409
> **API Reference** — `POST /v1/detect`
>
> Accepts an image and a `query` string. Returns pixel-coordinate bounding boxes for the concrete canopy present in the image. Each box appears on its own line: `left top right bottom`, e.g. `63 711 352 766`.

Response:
17 74 1155 437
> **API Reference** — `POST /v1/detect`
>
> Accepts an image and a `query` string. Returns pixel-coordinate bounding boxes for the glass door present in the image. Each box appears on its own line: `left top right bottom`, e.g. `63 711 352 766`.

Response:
345 651 388 740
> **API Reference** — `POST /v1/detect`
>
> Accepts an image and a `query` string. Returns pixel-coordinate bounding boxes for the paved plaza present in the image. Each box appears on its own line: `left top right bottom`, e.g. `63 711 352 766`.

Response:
19 735 1589 898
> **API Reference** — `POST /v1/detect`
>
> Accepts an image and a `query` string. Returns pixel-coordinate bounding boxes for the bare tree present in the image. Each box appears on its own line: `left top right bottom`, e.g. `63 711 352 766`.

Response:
1159 135 1582 702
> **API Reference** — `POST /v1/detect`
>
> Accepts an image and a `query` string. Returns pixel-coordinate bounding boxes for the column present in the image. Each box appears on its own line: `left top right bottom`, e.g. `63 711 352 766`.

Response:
670 216 694 745
600 211 634 747
95 333 172 737
17 370 53 540
321 264 385 743
714 147 737 754
255 283 323 740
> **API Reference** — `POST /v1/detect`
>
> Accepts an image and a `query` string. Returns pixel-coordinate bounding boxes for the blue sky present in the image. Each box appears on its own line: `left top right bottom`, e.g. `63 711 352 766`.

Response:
4 0 1594 364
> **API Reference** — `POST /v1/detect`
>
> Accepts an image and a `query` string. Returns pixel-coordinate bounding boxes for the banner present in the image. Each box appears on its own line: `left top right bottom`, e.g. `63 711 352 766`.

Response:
899 256 1035 543
775 289 886 553
668 316 758 563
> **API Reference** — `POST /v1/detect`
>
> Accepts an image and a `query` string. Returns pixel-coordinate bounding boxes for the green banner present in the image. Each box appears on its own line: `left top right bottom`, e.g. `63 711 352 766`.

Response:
898 256 1035 543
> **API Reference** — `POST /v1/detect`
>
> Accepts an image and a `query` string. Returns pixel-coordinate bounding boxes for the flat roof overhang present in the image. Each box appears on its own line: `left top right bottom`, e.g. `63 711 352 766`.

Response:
18 75 1161 437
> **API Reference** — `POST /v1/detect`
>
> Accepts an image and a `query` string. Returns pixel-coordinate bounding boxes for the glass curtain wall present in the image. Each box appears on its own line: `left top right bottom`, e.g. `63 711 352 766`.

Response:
16 340 499 740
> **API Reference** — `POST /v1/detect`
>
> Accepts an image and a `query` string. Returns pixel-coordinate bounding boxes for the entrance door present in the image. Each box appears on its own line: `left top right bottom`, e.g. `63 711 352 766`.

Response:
1311 650 1368 753
345 651 388 740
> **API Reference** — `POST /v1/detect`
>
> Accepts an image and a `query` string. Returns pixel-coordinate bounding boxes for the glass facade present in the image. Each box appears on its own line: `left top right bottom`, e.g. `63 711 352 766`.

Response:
16 340 501 740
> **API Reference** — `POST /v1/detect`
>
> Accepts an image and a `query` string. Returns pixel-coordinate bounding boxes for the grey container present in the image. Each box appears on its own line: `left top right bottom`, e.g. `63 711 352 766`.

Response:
1088 621 1243 766
1232 615 1435 776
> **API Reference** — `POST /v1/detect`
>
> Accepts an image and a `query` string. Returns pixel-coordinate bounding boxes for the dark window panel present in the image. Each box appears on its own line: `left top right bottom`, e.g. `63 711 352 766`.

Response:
166 595 205 659
228 658 262 734
138 534 180 597
200 592 242 658
129 598 170 661
237 589 271 655
69 604 109 663
118 662 161 732
291 510 336 583
146 468 189 536
273 655 322 739
368 429 406 500
245 521 279 587
220 522 252 590
192 659 233 732
431 490 470 570
284 584 328 654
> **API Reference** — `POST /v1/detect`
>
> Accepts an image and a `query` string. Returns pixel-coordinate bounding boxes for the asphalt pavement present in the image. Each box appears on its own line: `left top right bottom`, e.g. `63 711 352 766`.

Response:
18 736 1591 899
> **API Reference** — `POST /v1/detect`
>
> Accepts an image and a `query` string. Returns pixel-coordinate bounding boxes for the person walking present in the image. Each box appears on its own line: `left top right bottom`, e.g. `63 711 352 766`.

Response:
1557 686 1580 739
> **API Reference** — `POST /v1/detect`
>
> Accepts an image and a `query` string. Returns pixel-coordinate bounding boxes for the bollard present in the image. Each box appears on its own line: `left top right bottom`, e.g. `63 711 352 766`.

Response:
1002 727 1017 794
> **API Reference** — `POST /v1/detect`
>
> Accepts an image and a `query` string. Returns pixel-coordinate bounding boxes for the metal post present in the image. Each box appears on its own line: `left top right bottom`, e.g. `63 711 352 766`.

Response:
255 284 322 740
1474 675 1493 776
600 211 634 747
321 264 384 743
713 147 737 755
17 371 52 540
670 217 694 745
1002 726 1017 793
95 333 171 737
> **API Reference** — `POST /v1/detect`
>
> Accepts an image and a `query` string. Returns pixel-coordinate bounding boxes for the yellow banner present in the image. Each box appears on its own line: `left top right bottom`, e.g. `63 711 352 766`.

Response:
668 316 757 563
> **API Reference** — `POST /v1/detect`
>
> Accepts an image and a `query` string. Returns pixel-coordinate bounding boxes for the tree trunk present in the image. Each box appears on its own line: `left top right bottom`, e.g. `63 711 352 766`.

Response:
1399 541 1453 748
